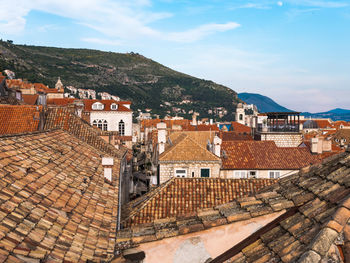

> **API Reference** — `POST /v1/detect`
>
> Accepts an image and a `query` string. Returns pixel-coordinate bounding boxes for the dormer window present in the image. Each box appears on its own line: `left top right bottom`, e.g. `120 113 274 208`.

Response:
92 102 104 110
111 103 118 110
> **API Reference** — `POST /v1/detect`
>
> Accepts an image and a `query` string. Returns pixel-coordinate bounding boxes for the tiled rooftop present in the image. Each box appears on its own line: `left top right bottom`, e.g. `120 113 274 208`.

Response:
160 133 220 162
231 122 251 134
121 178 278 227
221 140 325 170
214 151 350 263
218 131 253 141
47 99 132 112
21 94 38 105
44 107 126 158
0 130 121 262
116 152 350 263
0 105 42 135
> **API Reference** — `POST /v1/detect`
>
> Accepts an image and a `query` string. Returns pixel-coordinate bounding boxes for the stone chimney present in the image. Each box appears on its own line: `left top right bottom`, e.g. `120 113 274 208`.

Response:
213 135 222 157
73 99 84 118
192 113 198 126
157 122 167 155
311 137 319 154
322 138 332 152
102 157 114 183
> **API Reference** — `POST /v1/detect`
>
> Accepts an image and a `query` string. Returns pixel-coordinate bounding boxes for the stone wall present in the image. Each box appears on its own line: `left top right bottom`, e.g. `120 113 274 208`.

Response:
159 162 221 184
260 132 302 147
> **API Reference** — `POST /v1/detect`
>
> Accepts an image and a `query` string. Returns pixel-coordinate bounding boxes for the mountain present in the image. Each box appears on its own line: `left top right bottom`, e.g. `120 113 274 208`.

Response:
238 92 293 113
0 40 239 120
302 108 350 121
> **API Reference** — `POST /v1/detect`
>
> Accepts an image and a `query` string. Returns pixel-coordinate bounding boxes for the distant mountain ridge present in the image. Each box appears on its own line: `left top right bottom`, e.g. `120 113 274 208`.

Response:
238 92 350 122
0 40 240 120
238 92 293 112
302 108 350 122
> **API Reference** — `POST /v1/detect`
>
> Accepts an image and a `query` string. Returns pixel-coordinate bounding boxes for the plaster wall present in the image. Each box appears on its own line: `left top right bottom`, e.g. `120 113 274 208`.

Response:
138 211 284 263
159 162 221 184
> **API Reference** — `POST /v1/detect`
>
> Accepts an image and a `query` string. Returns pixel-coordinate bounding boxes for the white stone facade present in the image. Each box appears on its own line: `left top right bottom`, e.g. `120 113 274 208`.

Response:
90 111 132 136
159 162 221 184
260 132 302 147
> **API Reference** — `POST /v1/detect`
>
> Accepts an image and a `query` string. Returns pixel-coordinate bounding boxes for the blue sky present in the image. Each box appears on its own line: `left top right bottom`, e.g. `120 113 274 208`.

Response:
1 0 349 112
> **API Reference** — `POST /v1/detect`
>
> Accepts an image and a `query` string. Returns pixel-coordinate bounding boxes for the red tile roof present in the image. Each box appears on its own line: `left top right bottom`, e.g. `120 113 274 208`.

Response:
122 178 277 226
22 94 38 105
0 130 121 262
218 131 253 141
0 105 42 135
221 140 323 170
47 99 132 112
231 122 251 133
83 99 132 112
185 124 219 131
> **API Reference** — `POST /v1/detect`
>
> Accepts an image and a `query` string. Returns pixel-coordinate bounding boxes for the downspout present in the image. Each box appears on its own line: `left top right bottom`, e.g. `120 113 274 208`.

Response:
117 151 127 231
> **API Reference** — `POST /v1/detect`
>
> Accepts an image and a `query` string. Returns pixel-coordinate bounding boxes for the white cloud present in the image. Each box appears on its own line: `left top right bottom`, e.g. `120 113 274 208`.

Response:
166 22 241 43
277 1 284 6
0 0 239 43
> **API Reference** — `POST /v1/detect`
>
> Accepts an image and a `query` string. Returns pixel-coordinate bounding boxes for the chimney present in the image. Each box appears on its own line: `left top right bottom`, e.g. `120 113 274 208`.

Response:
209 119 213 125
157 122 167 155
102 157 114 183
311 137 322 154
73 100 84 118
192 113 198 126
213 135 222 157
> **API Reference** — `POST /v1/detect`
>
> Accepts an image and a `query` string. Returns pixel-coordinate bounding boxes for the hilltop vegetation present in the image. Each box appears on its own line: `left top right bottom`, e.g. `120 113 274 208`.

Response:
0 41 240 120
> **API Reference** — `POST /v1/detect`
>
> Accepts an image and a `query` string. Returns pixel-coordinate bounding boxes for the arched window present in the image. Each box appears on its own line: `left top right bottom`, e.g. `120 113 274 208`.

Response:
103 120 108 131
119 120 125 136
239 114 243 121
92 120 97 127
98 120 103 129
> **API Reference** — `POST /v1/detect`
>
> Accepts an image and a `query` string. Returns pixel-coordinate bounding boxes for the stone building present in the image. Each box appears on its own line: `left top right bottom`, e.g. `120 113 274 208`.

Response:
220 140 326 179
115 151 350 263
158 131 221 184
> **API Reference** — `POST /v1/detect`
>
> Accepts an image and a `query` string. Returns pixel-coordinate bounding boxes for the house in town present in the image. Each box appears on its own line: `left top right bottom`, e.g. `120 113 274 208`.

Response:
0 102 136 262
114 150 350 263
47 98 133 148
157 130 222 184
220 140 326 179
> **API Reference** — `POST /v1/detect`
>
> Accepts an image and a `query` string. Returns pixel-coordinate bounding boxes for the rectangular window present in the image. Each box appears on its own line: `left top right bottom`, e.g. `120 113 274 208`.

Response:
234 171 247 178
175 169 187 178
248 171 257 178
200 168 210 178
269 171 281 179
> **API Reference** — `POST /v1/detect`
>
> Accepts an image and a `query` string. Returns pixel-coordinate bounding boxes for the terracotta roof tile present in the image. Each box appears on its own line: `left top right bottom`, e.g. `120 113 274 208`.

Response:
0 105 42 135
122 178 277 227
44 107 126 158
21 95 38 105
211 151 350 263
221 140 323 170
0 130 121 262
47 98 132 112
160 137 219 162
231 122 252 134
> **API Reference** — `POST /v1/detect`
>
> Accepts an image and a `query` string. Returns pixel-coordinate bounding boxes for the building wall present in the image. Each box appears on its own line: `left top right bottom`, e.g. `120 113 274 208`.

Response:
220 169 298 179
159 162 221 184
47 93 64 99
260 132 302 147
90 111 133 136
136 211 284 263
